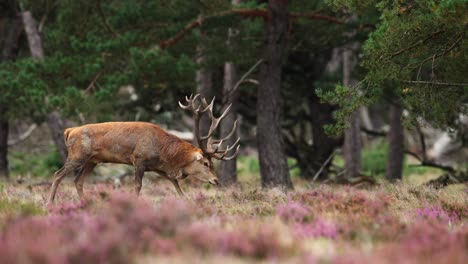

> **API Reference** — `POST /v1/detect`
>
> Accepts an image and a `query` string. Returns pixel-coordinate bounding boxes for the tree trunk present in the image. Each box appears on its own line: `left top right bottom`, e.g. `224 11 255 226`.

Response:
309 99 342 180
22 11 68 163
47 111 68 161
257 0 292 189
0 3 22 179
344 111 361 178
342 47 361 179
195 46 214 148
219 62 239 186
219 0 241 186
385 102 404 182
0 106 9 179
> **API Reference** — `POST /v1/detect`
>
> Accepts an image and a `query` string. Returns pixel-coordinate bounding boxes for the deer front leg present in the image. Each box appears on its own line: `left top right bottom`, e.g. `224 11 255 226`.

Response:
168 178 185 197
159 172 185 197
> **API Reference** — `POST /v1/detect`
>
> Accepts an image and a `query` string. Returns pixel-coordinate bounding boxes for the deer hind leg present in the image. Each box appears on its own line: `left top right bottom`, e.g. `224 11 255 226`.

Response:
47 161 80 205
74 162 96 200
134 166 145 195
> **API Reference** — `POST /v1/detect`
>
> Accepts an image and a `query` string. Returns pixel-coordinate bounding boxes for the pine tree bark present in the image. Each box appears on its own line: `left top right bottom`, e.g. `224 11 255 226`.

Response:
219 62 239 186
22 11 68 162
0 3 22 179
344 111 361 178
385 102 404 182
219 0 241 186
47 111 68 162
342 47 361 179
0 107 9 179
257 0 292 189
195 46 214 148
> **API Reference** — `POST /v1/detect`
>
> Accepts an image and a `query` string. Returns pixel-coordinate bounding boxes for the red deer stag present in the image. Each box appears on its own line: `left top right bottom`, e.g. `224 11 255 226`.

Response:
47 94 239 204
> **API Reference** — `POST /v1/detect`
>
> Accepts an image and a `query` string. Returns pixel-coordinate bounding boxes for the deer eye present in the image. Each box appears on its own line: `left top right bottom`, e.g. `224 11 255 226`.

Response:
203 161 209 167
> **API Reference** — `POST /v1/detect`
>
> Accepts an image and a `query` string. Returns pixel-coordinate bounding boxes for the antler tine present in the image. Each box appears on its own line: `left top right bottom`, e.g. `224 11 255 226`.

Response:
213 144 240 161
179 94 202 111
218 103 232 120
201 96 215 113
209 139 224 154
209 137 240 154
212 120 237 144
179 93 205 149
201 103 232 142
178 101 189 109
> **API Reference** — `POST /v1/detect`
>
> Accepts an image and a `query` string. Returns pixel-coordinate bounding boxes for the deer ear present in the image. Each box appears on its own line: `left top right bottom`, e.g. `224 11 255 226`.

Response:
194 152 203 161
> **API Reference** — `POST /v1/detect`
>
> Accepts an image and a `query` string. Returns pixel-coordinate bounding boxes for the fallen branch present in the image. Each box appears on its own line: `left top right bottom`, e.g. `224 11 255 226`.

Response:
312 150 336 182
360 127 387 137
424 172 467 189
405 150 456 173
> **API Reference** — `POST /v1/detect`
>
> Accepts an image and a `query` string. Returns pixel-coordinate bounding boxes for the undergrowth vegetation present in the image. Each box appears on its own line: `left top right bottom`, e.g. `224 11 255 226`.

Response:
0 178 466 263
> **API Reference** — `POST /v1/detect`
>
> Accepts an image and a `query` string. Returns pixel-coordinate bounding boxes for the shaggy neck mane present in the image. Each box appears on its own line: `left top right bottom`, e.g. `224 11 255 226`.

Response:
158 130 200 167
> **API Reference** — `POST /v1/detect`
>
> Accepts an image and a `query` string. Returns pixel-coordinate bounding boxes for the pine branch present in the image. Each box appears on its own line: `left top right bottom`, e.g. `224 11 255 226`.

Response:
411 32 463 69
390 30 444 58
403 80 468 87
158 9 344 49
290 11 344 24
159 17 203 49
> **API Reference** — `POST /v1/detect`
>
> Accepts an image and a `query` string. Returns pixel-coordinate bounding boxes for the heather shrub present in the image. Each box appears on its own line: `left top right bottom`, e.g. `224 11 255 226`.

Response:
277 200 311 223
285 188 402 241
0 194 194 263
0 180 466 263
277 200 340 239
415 205 459 225
185 221 293 259
47 199 88 216
336 221 468 264
293 218 339 239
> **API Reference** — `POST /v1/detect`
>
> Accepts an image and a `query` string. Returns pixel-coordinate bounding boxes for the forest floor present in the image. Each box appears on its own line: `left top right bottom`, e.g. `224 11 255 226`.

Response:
0 171 467 263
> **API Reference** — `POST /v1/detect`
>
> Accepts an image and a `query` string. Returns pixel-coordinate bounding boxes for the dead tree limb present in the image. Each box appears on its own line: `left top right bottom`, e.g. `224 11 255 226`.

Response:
7 124 37 146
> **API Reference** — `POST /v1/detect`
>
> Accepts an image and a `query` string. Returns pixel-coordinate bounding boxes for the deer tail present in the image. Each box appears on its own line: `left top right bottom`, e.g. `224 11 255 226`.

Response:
63 128 74 144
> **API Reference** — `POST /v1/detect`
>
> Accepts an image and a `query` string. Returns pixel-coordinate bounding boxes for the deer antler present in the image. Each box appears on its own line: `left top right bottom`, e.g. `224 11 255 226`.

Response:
179 94 240 160
179 94 203 148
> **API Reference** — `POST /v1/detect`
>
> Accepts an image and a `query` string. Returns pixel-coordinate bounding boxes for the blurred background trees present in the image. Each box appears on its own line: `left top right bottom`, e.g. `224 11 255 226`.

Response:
0 0 466 187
